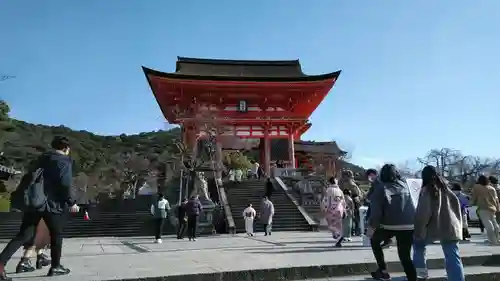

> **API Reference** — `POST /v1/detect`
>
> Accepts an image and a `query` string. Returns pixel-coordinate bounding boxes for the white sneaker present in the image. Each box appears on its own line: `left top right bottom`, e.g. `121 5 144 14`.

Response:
156 239 162 244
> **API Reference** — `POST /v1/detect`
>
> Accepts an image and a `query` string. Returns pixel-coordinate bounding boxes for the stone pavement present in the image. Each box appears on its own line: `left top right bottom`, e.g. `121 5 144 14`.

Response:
1 229 499 281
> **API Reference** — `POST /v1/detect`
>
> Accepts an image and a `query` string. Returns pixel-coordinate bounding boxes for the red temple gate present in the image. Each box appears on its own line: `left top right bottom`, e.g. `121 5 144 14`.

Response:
143 57 341 175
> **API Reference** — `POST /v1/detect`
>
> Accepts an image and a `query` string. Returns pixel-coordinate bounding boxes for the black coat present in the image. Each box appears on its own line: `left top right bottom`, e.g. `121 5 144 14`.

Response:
185 198 203 216
265 180 274 197
12 152 75 213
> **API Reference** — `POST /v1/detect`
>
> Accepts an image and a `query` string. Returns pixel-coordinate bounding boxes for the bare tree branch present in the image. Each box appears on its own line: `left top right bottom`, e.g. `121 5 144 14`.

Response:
416 148 500 183
0 75 15 82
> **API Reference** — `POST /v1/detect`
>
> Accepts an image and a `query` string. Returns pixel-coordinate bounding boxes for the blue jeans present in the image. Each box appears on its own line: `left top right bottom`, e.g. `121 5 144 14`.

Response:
413 240 464 281
342 216 352 238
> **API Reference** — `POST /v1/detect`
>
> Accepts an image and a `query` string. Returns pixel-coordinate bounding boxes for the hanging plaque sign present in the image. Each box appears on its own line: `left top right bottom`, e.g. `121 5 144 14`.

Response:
237 100 248 113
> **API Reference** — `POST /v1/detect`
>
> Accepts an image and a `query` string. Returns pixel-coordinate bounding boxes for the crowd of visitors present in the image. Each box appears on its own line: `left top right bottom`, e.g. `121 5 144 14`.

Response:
320 163 500 281
2 135 499 281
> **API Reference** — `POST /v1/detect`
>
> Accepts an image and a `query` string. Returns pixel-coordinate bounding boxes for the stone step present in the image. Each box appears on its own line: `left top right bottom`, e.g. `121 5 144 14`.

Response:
0 212 217 238
233 215 309 219
122 252 500 281
232 206 308 211
324 266 500 281
231 201 301 205
231 202 296 205
0 225 178 238
231 209 307 214
226 179 311 233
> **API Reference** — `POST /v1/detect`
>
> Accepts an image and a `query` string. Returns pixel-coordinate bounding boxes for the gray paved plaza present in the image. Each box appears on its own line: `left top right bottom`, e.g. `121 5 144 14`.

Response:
1 229 499 281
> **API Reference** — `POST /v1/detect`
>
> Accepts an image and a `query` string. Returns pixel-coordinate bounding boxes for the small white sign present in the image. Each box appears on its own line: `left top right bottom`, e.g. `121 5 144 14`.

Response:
405 178 422 207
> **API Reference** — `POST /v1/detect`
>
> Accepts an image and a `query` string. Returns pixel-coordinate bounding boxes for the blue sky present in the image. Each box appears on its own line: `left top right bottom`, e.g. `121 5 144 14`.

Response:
1 1 499 168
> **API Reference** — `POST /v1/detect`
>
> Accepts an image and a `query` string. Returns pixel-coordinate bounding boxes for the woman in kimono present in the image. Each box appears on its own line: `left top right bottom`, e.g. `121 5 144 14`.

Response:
243 203 256 236
320 177 345 245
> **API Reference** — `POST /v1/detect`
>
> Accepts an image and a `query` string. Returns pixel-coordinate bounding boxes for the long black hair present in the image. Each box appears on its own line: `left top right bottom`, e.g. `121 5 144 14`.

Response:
489 175 498 185
451 182 462 191
421 165 447 198
379 164 403 183
477 175 490 186
328 177 337 185
157 192 164 201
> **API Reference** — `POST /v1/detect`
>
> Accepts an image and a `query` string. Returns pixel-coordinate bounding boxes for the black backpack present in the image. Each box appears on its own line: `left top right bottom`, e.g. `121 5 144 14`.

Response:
10 158 47 211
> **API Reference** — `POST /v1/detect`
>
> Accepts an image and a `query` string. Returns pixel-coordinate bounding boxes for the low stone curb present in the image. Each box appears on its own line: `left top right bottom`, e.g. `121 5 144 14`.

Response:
428 273 500 281
108 254 500 281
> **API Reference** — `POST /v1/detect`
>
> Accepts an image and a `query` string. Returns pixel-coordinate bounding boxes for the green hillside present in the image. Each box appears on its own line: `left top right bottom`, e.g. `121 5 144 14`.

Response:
0 99 364 197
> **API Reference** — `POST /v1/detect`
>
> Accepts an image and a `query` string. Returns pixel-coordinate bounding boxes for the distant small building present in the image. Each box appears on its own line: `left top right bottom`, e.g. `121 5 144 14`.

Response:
294 141 346 177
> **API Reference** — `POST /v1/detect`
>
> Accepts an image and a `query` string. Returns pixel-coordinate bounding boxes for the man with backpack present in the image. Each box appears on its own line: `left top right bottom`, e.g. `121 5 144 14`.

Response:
0 136 79 280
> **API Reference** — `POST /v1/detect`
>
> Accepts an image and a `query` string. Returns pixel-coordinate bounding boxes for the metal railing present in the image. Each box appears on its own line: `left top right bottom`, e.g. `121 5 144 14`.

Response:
274 177 319 230
272 167 311 178
217 185 235 234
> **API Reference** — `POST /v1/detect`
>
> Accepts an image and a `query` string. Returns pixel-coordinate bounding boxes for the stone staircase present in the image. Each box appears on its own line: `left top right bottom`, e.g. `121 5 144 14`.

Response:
0 210 178 239
0 194 217 239
225 179 311 233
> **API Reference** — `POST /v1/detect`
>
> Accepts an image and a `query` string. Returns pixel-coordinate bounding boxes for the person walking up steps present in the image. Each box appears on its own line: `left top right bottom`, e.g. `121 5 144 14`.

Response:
451 183 471 240
265 178 274 199
341 189 354 243
0 136 79 280
176 198 188 239
185 195 203 241
413 165 465 281
340 170 362 236
471 175 500 244
320 177 345 246
365 168 393 248
243 203 256 236
489 176 500 227
260 196 275 236
367 164 416 281
151 192 170 243
250 160 260 179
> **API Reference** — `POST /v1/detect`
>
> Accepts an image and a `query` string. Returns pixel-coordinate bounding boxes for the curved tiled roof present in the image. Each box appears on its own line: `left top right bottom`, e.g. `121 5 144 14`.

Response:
175 57 305 78
143 57 341 82
294 141 346 155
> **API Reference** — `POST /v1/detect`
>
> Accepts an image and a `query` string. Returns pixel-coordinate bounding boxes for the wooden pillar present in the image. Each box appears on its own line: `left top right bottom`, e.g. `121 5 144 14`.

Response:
191 125 199 158
263 127 271 176
288 132 296 169
183 124 196 153
215 132 223 185
259 139 265 167
332 157 337 178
